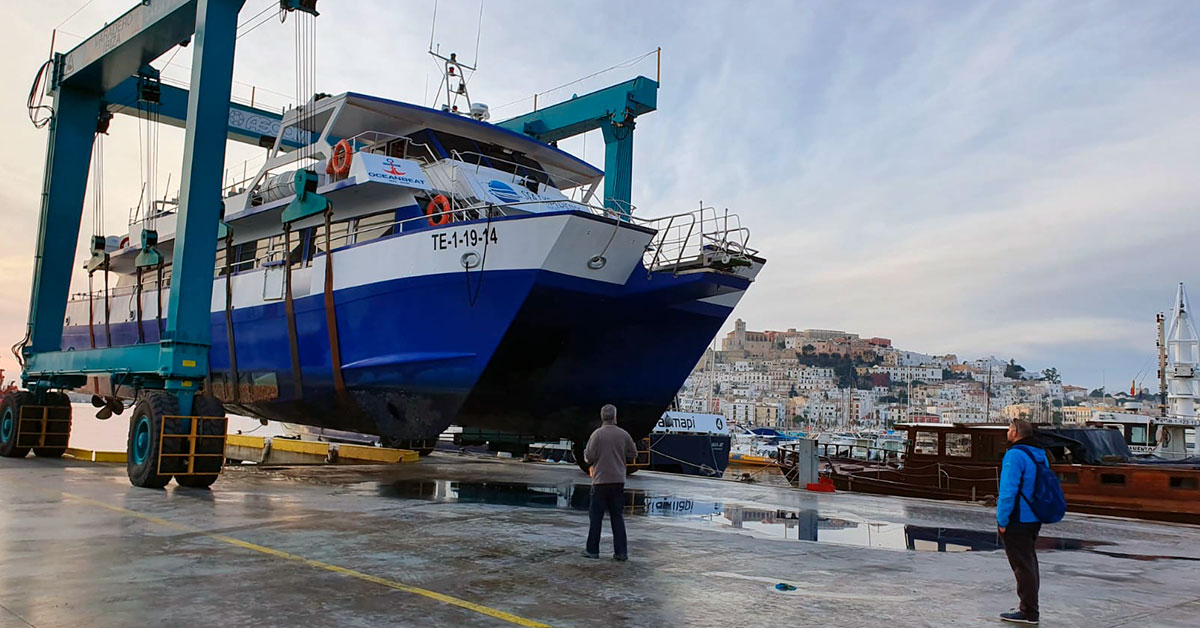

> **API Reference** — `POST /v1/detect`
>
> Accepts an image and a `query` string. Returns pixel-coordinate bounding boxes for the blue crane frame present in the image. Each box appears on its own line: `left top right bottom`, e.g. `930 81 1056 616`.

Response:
21 0 247 416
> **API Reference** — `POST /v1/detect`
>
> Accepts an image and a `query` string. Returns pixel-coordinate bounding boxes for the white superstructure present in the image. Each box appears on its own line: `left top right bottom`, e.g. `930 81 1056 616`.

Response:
1164 283 1200 457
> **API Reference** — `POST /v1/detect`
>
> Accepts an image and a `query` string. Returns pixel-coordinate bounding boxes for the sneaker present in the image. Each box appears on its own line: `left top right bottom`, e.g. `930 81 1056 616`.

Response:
999 611 1038 624
613 554 628 562
581 551 599 559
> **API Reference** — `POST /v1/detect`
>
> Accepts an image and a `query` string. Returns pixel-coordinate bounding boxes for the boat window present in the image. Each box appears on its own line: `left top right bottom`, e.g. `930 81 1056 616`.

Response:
914 431 939 455
287 228 313 269
229 239 264 272
311 221 351 258
415 129 555 188
1057 471 1080 484
354 211 398 243
1130 425 1148 445
1169 476 1198 490
1099 473 1126 485
945 433 972 457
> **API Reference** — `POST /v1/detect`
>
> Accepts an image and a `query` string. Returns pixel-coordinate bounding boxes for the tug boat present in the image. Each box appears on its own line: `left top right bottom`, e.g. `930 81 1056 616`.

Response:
61 89 763 453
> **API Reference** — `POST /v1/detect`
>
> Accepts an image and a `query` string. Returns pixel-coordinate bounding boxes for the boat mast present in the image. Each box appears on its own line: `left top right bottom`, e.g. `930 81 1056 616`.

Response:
1157 312 1168 418
984 367 992 423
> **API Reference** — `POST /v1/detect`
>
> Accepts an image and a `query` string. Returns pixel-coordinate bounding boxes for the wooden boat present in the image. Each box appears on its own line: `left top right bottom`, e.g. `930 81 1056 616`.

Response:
781 423 1200 525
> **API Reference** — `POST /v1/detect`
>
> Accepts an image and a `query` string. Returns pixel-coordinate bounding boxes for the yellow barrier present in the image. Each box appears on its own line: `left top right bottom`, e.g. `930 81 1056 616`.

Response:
64 447 127 463
225 434 266 449
270 438 331 457
222 435 418 465
338 443 420 464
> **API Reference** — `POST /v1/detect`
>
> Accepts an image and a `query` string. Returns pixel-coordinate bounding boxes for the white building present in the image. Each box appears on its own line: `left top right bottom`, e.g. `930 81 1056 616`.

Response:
871 365 943 384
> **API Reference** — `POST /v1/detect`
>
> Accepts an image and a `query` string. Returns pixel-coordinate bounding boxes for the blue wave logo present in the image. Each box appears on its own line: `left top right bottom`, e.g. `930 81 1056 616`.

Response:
488 180 522 204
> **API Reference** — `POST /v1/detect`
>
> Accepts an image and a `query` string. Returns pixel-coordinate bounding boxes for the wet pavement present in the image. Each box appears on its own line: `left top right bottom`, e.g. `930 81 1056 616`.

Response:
374 478 1128 555
1 452 1198 627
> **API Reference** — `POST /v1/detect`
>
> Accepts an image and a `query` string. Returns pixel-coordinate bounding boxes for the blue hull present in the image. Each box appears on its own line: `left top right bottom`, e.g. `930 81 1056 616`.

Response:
63 263 749 445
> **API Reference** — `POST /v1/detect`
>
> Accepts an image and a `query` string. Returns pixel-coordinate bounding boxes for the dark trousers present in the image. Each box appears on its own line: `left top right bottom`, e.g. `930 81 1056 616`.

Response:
586 483 627 557
1002 522 1041 619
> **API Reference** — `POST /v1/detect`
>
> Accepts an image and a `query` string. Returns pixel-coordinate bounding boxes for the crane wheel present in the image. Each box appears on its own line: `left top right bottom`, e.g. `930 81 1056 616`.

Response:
174 395 227 489
32 392 72 458
126 392 177 489
0 392 33 458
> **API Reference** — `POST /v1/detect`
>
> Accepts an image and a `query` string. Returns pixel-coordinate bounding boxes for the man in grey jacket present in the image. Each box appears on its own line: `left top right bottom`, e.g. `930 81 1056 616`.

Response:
582 404 638 561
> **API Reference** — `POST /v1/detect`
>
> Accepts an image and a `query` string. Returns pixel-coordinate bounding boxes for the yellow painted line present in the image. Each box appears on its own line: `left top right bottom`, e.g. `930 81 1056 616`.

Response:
270 438 330 456
61 492 549 628
225 434 266 449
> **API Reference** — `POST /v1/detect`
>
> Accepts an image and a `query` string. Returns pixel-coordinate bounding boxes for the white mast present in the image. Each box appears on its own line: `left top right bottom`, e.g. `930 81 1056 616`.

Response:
1164 283 1200 456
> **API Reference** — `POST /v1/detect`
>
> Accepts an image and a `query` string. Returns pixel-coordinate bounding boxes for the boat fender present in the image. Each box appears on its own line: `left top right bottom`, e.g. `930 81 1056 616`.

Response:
326 139 353 178
425 194 453 226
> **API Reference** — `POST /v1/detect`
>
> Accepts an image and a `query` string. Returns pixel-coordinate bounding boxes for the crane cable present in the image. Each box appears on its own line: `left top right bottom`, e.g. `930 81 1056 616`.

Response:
89 130 106 348
27 60 54 129
290 4 318 166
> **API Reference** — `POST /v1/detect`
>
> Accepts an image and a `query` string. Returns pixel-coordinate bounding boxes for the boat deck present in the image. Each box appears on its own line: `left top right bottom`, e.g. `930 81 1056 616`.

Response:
1 453 1197 627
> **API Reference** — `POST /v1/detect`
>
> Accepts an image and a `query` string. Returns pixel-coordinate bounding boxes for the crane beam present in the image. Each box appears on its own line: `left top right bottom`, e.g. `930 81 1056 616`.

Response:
497 76 657 214
104 77 311 149
56 0 199 94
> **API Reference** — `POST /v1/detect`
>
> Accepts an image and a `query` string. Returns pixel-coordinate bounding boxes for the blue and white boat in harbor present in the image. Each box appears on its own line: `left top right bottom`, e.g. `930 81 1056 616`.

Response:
61 80 763 455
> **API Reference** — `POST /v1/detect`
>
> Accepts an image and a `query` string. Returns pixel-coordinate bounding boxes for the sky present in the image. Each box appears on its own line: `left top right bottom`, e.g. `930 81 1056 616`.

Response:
1 0 1199 392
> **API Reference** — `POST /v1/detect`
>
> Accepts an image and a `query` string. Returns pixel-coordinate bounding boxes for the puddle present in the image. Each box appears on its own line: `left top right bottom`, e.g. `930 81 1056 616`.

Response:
375 480 1122 555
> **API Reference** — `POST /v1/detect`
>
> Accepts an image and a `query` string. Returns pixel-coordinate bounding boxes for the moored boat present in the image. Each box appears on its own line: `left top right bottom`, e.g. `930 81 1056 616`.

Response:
788 422 1200 525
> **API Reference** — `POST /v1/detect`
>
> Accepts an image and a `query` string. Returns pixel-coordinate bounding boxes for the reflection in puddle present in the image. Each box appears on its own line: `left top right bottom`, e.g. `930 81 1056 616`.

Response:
376 480 1123 555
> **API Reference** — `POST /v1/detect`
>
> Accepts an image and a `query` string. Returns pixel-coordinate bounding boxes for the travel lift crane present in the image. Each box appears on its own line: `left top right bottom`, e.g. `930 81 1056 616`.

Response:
3 0 323 489
6 0 658 489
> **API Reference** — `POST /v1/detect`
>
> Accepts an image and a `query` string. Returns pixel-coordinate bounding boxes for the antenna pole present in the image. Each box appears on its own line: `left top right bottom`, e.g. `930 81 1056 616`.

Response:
428 0 438 52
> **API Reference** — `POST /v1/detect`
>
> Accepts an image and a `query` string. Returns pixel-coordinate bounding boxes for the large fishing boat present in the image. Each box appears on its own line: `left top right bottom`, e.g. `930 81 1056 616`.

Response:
62 81 763 455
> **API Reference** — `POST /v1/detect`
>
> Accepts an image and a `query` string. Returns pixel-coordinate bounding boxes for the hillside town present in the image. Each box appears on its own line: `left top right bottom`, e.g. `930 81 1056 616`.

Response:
677 319 1154 431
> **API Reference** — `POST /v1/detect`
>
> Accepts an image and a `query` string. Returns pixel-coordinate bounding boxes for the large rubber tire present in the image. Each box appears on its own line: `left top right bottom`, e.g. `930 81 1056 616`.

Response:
0 391 33 459
174 395 226 489
127 392 177 489
32 392 72 458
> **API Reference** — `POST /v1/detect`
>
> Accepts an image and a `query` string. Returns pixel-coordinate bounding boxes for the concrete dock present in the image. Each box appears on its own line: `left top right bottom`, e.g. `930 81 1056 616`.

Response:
1 454 1197 627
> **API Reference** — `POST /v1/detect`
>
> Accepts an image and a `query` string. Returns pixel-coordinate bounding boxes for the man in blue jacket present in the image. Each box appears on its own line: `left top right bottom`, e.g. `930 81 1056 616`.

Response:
996 418 1046 625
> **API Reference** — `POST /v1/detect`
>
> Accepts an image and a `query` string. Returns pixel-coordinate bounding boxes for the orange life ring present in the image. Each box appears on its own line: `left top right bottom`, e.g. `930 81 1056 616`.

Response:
425 194 452 226
326 139 353 177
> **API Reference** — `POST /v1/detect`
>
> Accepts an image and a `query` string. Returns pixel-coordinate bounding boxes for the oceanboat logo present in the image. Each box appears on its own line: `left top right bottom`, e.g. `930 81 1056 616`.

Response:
383 159 406 176
488 180 522 204
352 153 430 190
